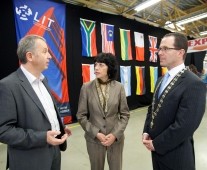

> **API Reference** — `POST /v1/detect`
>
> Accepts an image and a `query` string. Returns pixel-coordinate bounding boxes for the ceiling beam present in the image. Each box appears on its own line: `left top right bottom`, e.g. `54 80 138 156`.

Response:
63 0 120 14
122 13 160 27
184 3 207 14
86 0 99 8
165 1 207 21
62 0 206 38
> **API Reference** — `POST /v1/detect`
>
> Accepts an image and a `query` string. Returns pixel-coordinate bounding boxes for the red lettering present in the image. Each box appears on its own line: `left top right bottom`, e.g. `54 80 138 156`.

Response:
194 39 201 46
202 38 207 45
188 41 193 47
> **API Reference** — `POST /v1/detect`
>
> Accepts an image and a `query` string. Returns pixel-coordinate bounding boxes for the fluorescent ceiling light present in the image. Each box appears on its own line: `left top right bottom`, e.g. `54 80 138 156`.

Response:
200 31 207 36
164 21 185 31
165 13 207 31
176 12 207 25
135 0 161 13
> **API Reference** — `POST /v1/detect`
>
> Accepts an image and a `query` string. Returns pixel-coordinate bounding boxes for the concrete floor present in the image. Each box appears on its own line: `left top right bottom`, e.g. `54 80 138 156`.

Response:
0 106 207 170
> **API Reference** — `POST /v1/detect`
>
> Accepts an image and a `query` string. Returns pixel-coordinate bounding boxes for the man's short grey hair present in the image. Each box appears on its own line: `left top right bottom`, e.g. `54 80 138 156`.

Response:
17 34 46 64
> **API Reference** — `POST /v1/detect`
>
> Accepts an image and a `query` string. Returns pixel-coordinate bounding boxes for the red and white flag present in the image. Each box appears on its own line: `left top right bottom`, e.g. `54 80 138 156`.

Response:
82 64 95 83
134 32 144 61
149 35 158 62
101 23 115 55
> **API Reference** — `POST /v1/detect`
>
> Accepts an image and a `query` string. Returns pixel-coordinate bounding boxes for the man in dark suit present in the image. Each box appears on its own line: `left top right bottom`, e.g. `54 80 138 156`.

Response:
0 34 71 170
142 32 206 170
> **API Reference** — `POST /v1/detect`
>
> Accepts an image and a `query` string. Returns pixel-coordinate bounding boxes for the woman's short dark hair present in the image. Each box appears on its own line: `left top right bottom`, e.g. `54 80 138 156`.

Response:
94 53 118 80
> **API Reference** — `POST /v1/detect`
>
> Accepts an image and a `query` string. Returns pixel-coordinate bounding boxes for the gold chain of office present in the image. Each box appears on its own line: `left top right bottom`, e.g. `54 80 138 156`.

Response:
150 68 187 129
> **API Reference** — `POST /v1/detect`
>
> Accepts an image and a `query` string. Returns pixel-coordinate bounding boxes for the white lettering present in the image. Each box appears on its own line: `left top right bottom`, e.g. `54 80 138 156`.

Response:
33 12 55 28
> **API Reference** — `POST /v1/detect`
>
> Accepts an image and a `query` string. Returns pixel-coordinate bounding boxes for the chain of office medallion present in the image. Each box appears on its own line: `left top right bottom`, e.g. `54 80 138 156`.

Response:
150 68 187 128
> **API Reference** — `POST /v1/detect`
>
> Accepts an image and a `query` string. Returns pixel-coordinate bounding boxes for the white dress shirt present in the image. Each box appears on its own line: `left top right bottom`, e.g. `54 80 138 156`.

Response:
164 63 185 88
21 65 60 131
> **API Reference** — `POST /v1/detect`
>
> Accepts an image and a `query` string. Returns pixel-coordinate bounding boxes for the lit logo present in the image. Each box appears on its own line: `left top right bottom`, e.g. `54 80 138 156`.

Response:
15 5 32 21
15 4 55 30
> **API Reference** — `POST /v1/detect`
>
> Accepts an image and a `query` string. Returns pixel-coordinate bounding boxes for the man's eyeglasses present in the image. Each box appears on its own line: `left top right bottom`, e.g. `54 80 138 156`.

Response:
157 47 181 53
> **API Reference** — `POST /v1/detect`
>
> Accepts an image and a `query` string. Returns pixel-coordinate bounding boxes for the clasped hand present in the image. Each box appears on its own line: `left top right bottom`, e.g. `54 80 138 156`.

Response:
142 133 155 151
97 133 116 147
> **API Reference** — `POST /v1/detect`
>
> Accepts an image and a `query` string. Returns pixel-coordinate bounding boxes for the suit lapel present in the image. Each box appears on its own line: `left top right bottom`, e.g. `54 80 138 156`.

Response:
107 81 116 113
17 68 49 120
157 71 186 102
170 74 185 90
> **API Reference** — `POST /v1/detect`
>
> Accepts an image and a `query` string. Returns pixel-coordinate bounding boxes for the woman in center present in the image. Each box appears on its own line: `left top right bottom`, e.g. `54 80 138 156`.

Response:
76 53 130 170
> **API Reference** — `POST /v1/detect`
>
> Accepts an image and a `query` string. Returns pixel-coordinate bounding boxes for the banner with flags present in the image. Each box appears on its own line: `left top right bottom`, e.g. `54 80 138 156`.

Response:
134 32 144 61
135 66 146 95
149 35 158 62
101 23 115 55
82 64 95 83
150 66 158 93
120 28 132 60
120 66 131 96
13 0 71 124
80 18 97 57
187 37 207 53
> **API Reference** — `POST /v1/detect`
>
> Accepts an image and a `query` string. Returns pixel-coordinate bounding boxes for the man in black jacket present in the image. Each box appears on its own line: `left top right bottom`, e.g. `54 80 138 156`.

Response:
142 32 206 170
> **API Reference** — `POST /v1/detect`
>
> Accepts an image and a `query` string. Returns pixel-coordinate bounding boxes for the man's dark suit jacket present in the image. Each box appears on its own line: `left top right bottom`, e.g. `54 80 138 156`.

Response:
144 70 206 170
0 68 67 170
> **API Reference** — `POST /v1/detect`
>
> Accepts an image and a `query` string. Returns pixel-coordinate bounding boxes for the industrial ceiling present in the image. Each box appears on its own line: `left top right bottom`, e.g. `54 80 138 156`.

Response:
62 0 207 39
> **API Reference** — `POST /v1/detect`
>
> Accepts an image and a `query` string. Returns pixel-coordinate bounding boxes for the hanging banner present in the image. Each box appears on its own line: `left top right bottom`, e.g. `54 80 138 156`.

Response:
161 67 168 76
135 66 146 95
134 32 144 61
101 23 115 55
149 35 158 62
80 18 97 57
187 37 207 53
82 64 95 83
13 0 71 124
150 66 158 93
120 66 131 97
120 28 132 60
